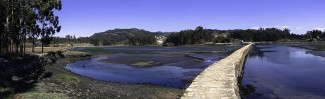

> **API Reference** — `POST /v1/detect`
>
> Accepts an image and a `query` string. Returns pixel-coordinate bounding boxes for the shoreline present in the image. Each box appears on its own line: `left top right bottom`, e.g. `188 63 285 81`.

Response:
8 43 324 98
38 56 184 99
3 51 183 99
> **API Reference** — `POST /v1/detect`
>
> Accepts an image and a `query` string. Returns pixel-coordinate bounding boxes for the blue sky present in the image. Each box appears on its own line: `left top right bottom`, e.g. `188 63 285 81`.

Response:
56 0 325 37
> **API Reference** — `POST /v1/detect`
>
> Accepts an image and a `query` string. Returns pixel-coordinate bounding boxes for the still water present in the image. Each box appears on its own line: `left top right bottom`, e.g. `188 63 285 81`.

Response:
66 46 238 88
242 45 325 99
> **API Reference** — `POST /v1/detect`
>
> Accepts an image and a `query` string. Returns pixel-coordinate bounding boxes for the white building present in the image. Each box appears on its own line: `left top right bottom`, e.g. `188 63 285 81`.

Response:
155 35 167 45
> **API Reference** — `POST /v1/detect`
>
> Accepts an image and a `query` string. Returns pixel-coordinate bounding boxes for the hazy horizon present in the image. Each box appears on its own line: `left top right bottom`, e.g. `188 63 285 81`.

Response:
56 0 325 37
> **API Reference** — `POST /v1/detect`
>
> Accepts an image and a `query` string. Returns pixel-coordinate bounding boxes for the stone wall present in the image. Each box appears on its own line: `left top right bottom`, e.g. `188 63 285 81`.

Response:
181 43 253 99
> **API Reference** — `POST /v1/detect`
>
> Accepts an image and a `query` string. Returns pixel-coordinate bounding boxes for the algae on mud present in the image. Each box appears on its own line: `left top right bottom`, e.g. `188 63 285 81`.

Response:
130 61 160 67
56 74 80 83
0 45 242 98
67 45 243 88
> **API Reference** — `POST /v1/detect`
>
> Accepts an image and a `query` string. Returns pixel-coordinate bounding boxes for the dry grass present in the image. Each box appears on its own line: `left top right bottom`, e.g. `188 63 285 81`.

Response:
14 93 69 99
25 47 71 54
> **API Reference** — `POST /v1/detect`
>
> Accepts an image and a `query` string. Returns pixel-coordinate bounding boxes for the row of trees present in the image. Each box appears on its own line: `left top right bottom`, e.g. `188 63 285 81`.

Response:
165 26 325 46
52 35 77 44
128 36 157 46
51 27 325 47
52 28 325 47
51 35 158 46
87 28 165 46
306 30 325 40
164 26 215 46
0 0 62 57
52 36 119 46
228 28 291 41
228 28 325 42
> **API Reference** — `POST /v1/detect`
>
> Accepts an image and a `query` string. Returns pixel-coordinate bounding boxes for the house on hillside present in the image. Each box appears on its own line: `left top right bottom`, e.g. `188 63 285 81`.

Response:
212 32 228 38
155 35 167 45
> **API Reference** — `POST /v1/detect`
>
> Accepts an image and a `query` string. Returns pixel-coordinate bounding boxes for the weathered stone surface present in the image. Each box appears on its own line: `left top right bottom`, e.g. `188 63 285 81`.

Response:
181 43 253 99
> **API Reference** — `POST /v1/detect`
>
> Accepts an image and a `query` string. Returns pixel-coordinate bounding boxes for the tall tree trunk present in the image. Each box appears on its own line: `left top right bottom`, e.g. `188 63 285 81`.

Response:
5 13 10 55
41 41 44 53
10 0 13 57
0 34 2 56
10 39 12 55
32 35 35 53
20 34 23 55
23 33 26 55
16 23 21 55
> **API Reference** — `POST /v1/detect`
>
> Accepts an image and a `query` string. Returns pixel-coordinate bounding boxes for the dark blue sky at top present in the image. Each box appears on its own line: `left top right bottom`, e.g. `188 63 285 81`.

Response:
56 0 325 37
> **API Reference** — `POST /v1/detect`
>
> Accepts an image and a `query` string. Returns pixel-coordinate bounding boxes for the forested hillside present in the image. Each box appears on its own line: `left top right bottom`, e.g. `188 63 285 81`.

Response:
55 27 325 47
164 26 325 46
84 28 171 46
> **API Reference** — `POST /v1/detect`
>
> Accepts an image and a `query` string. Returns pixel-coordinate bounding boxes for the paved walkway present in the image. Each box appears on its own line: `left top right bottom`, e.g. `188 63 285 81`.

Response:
181 44 253 99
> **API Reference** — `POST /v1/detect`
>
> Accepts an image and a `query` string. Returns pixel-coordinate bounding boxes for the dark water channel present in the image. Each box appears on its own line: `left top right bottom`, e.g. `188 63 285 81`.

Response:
66 46 239 88
242 45 325 99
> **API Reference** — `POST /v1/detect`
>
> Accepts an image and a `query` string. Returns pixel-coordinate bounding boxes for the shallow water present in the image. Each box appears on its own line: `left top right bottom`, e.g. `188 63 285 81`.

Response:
66 46 236 88
66 57 200 88
242 45 325 99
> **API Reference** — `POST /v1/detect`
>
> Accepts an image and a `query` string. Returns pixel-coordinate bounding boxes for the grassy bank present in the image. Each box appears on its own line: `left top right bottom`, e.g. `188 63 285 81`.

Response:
1 50 183 99
0 50 90 98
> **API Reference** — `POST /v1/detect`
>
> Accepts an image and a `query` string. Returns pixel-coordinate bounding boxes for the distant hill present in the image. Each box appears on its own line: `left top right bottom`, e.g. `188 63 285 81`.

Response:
89 28 174 45
91 28 164 38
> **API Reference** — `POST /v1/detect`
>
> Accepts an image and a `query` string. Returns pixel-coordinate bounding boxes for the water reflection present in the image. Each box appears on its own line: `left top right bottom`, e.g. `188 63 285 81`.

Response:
65 53 218 88
242 45 325 99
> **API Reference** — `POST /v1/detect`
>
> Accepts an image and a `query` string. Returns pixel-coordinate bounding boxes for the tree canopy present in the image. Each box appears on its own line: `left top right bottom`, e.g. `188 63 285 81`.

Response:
0 0 61 57
164 26 324 46
87 28 168 46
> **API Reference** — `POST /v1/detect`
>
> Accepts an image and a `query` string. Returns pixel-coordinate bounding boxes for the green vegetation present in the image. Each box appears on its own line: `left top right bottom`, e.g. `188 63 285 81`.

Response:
51 28 168 46
306 30 325 41
313 45 325 51
56 74 80 83
229 28 325 42
0 55 55 98
228 28 291 42
51 27 325 47
128 36 157 46
63 51 91 57
79 47 106 53
130 61 160 67
88 28 170 46
295 44 325 51
165 26 216 46
14 93 68 99
0 0 62 56
165 26 325 46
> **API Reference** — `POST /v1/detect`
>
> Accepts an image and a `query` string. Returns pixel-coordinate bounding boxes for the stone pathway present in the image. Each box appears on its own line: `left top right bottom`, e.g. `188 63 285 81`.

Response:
181 44 253 99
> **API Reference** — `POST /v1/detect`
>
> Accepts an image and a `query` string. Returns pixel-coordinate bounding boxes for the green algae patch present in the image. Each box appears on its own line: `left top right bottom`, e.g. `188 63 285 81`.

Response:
56 74 80 83
63 51 91 57
130 61 161 67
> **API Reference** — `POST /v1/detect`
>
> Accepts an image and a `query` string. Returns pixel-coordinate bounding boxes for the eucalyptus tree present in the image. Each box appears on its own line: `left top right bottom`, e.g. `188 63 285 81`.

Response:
0 0 5 55
0 0 62 56
32 0 62 53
